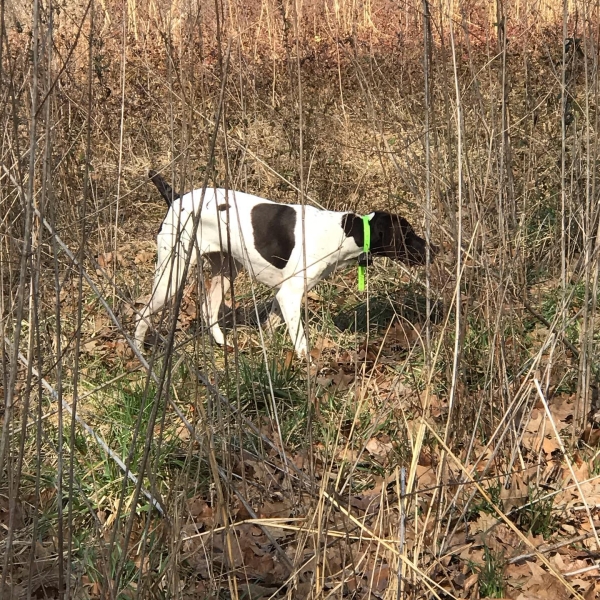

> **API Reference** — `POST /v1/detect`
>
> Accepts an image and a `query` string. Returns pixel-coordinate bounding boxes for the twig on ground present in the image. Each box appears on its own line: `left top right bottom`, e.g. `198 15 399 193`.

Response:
508 532 593 564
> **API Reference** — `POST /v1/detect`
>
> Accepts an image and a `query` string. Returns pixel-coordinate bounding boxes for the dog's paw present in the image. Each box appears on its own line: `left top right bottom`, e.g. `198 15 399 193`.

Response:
210 327 226 346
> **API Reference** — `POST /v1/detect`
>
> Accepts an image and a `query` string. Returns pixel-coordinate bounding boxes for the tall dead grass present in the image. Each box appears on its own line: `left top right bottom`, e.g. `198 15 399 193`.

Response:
2 0 600 598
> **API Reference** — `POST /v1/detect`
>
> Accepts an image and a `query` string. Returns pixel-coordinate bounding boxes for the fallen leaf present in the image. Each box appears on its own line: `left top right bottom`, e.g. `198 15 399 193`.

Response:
581 427 600 446
584 580 600 600
364 564 389 592
335 446 362 463
284 349 294 369
463 572 478 591
542 436 560 454
500 475 529 512
313 335 336 350
415 464 437 488
175 424 191 442
365 437 393 460
134 250 155 264
97 251 123 268
387 322 418 349
83 339 99 354
309 346 322 361
349 492 381 513
473 513 499 534
331 370 355 390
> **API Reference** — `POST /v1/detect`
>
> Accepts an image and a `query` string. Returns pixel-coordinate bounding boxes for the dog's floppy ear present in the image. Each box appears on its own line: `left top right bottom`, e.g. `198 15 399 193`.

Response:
341 213 365 247
368 212 406 253
367 212 389 249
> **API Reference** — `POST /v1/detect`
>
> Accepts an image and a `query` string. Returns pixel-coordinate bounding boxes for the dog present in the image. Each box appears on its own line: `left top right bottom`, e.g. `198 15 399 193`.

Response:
135 170 434 357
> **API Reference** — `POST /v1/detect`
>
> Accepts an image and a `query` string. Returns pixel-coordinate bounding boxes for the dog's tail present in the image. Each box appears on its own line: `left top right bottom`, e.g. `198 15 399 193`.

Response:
148 169 181 206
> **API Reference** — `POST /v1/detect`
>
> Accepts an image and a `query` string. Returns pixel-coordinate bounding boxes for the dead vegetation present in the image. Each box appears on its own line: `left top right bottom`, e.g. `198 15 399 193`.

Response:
2 0 600 598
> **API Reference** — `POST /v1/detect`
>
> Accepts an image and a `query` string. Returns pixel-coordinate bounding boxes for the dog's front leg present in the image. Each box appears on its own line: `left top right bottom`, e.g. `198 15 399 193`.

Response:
275 282 308 358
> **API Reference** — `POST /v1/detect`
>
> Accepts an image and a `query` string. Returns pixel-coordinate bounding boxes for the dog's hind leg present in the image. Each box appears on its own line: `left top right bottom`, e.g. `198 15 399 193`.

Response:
202 252 239 346
275 280 308 358
135 233 195 349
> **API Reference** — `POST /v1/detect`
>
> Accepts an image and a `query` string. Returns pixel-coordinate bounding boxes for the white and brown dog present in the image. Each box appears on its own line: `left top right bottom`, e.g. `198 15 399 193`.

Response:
135 170 434 357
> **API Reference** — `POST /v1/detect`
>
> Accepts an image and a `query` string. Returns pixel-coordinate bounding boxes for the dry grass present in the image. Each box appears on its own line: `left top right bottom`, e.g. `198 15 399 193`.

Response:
2 0 600 598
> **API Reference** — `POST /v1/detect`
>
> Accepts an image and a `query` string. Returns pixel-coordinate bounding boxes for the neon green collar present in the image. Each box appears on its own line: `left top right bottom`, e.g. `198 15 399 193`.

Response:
358 215 371 291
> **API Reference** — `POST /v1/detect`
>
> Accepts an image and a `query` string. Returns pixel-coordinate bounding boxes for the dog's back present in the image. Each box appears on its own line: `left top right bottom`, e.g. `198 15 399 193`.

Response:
158 184 349 288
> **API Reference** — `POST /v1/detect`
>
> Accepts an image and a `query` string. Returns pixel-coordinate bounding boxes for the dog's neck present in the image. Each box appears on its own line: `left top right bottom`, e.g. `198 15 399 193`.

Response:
341 212 371 253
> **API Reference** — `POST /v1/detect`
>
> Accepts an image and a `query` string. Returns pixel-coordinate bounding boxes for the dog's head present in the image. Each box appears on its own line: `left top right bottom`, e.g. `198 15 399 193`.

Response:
369 212 436 266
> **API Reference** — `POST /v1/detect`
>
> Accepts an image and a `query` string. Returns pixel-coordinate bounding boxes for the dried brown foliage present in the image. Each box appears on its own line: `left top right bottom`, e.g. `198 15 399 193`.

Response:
2 0 600 598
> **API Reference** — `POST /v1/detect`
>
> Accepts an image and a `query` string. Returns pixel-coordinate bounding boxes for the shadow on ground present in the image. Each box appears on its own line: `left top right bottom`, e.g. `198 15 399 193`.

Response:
218 288 443 334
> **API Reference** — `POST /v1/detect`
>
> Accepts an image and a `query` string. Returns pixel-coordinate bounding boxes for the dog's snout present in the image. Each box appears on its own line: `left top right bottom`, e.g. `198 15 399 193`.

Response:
405 235 438 266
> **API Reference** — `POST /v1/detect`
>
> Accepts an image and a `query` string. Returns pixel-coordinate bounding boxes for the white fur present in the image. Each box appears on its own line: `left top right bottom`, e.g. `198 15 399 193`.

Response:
135 188 367 357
